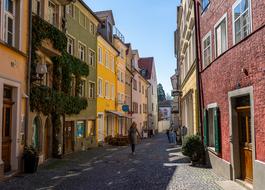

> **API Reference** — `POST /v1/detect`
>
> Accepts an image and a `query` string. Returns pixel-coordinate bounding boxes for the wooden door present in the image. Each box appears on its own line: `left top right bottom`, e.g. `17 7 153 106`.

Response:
64 121 74 154
44 121 50 160
2 102 12 172
237 107 253 183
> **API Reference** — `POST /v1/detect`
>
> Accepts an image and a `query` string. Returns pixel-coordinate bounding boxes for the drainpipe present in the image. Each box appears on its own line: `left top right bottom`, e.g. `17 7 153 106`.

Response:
25 0 33 147
194 0 204 139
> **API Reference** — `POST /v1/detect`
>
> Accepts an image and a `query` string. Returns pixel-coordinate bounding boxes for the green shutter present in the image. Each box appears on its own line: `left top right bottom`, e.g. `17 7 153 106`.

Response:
203 109 208 146
214 107 221 153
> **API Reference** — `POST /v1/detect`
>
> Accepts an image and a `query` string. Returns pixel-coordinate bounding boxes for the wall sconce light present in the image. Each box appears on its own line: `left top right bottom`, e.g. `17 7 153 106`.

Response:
36 64 48 80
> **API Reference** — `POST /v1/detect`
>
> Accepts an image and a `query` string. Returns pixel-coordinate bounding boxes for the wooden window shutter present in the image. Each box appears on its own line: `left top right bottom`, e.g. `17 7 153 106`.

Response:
203 109 208 146
214 107 221 153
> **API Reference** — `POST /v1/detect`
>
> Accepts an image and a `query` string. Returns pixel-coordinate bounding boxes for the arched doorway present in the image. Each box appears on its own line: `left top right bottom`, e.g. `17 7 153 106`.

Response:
44 117 52 160
32 116 42 152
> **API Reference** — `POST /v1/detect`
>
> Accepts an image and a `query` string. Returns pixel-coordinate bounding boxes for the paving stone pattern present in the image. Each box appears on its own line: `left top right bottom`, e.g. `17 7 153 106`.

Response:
0 134 224 190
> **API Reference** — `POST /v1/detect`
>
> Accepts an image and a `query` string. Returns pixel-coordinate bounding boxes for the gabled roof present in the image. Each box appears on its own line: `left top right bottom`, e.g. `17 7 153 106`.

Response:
78 0 101 23
138 57 154 80
95 10 115 25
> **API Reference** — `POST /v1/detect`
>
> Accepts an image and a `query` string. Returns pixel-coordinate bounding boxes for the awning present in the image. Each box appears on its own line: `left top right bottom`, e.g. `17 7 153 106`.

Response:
106 110 133 119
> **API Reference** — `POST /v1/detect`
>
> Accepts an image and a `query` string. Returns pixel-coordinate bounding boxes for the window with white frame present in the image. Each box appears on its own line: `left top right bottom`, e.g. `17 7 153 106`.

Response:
233 0 251 44
105 81 109 98
208 108 215 148
67 36 74 55
88 49 95 66
105 51 109 68
78 43 86 61
4 0 15 46
110 55 114 71
90 22 95 35
121 72 124 83
88 82 95 99
79 11 86 28
98 47 102 63
202 32 212 68
111 84 115 100
215 14 227 57
98 79 103 96
48 1 57 26
32 0 41 16
79 80 86 97
66 3 74 17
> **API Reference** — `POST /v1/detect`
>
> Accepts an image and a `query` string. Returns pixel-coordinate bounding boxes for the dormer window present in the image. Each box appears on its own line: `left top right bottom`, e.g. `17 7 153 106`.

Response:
32 0 41 16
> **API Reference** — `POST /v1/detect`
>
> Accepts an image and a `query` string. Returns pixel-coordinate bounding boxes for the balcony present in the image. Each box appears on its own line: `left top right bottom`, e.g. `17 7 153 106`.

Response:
114 26 125 42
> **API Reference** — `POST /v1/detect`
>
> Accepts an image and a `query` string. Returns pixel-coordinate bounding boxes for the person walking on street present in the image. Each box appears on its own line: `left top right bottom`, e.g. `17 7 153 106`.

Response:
128 122 142 155
166 129 170 143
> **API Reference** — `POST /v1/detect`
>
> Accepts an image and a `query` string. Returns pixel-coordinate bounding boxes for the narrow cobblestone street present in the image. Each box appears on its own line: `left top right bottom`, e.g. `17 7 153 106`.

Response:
0 134 224 190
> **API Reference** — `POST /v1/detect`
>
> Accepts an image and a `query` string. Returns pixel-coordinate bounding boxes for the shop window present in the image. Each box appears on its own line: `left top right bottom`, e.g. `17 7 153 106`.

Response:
76 121 85 138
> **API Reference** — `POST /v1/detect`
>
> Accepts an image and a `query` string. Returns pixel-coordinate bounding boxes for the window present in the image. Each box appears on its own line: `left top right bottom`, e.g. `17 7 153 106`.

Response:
67 36 74 55
133 102 138 113
202 0 210 11
98 47 102 63
133 79 137 90
90 22 95 35
76 121 85 138
142 86 144 95
71 76 75 96
88 82 95 99
111 85 115 100
139 81 141 93
79 11 86 28
79 80 86 97
78 43 86 61
139 104 142 114
105 51 109 68
152 103 154 111
88 49 95 66
32 0 41 16
86 120 95 137
204 106 221 153
120 48 124 59
202 32 212 68
233 0 251 44
105 81 109 98
215 14 227 57
120 72 123 82
98 79 103 96
117 70 121 81
4 0 15 46
48 1 57 26
110 56 115 71
66 4 74 18
207 108 215 148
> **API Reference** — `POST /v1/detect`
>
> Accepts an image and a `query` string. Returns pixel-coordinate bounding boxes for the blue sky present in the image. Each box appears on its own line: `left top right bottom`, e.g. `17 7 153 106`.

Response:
84 0 180 94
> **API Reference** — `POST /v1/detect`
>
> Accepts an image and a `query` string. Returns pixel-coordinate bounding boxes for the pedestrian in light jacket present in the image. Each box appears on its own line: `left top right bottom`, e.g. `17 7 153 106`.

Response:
128 122 142 155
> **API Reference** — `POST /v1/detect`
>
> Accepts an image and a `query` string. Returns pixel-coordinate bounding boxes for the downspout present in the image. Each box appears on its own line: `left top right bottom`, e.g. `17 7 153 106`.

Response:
25 0 33 146
194 0 204 139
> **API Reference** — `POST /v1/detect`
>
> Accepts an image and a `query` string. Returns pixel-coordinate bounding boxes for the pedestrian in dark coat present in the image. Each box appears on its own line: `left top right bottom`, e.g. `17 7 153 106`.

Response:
128 122 142 155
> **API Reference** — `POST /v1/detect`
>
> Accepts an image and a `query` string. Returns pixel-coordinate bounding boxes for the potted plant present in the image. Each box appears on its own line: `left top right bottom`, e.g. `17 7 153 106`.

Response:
182 135 205 165
23 145 39 173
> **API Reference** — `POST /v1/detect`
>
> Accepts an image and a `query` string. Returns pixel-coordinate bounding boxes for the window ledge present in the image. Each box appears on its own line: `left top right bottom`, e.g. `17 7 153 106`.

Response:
207 147 220 156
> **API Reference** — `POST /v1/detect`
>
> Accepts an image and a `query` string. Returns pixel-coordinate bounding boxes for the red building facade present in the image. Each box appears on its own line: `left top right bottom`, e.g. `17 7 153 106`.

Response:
198 0 265 189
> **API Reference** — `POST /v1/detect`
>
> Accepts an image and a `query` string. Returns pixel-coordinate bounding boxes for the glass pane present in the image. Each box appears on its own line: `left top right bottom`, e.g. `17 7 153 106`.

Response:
235 19 241 43
4 87 12 99
240 114 247 143
234 4 241 20
76 121 85 138
5 107 11 137
241 0 249 12
5 0 13 13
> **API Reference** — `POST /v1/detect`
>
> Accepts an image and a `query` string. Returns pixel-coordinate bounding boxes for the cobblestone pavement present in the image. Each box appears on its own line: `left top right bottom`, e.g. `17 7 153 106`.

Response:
0 134 224 190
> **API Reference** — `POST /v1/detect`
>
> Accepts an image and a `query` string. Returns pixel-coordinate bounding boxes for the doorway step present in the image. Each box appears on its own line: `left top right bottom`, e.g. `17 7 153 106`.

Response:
216 180 252 190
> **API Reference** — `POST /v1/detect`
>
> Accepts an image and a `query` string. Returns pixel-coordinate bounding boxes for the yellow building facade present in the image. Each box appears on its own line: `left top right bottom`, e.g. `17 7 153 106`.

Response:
96 35 119 142
0 0 29 177
177 0 199 136
113 36 128 135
